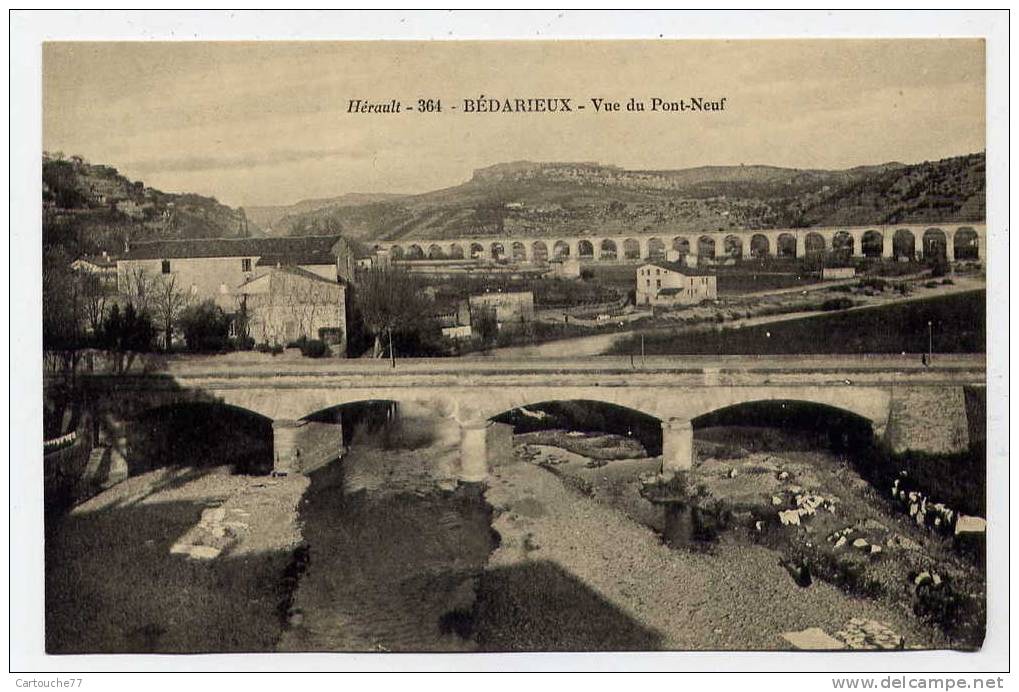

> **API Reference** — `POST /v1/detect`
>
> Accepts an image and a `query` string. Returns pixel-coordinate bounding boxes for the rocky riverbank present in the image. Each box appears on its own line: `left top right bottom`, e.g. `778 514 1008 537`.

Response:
478 427 984 651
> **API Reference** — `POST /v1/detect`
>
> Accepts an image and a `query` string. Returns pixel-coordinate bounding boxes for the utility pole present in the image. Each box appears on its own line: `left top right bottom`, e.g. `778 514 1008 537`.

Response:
389 326 396 368
641 334 646 365
927 320 933 366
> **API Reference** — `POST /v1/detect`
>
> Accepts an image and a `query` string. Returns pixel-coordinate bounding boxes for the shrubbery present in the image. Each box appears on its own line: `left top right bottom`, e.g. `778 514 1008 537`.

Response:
287 336 330 358
179 300 232 353
820 297 854 311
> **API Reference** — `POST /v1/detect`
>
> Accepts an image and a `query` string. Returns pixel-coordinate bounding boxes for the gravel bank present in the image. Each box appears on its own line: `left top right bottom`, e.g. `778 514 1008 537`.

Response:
477 460 938 651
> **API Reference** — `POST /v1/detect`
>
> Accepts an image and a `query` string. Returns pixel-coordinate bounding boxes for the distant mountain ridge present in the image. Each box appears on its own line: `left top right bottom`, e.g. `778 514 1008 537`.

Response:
43 152 985 256
265 153 983 242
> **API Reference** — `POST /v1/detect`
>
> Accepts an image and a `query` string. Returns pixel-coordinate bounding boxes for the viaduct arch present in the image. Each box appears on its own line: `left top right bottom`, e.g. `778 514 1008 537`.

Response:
381 223 986 265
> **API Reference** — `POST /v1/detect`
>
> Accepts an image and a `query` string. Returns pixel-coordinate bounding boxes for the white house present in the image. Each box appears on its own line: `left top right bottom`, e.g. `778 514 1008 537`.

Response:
635 260 717 307
116 235 347 303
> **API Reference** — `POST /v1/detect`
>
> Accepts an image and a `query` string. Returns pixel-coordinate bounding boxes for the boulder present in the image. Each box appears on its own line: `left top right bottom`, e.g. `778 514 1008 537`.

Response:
852 538 869 549
778 510 801 526
781 628 846 650
955 515 987 535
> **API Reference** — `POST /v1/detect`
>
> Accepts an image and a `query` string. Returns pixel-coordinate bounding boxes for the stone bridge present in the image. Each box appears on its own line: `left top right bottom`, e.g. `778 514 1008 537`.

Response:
381 223 986 264
65 354 984 484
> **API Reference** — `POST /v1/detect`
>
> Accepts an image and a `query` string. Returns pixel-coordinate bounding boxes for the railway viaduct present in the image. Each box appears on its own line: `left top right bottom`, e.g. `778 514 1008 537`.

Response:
65 355 984 485
381 223 986 265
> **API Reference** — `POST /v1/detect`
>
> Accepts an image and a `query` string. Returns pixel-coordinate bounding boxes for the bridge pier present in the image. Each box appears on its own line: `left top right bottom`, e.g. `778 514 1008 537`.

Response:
661 417 694 478
272 419 305 475
459 419 492 483
97 416 130 487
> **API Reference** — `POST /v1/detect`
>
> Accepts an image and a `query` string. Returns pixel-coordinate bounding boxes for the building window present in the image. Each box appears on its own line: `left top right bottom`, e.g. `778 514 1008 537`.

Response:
656 279 662 288
161 259 171 274
242 258 252 272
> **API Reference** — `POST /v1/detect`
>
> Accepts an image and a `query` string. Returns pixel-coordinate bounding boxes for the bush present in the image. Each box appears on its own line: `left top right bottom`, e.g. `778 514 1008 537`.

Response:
858 277 889 291
941 278 954 285
179 300 231 353
299 338 329 358
256 342 284 355
820 297 854 311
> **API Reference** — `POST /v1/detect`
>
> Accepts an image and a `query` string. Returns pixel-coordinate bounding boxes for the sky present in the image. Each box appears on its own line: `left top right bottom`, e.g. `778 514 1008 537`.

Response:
43 40 985 208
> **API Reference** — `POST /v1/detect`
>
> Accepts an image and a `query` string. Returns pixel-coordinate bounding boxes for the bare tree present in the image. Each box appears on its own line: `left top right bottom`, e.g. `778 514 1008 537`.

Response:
42 246 87 377
120 266 153 314
150 273 191 350
353 266 429 358
79 272 109 336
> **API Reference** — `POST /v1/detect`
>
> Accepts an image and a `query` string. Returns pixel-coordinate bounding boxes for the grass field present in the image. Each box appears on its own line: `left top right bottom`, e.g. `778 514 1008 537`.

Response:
608 290 985 356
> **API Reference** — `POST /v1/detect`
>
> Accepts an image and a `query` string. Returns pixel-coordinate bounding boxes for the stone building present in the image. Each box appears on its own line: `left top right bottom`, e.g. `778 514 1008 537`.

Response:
235 266 347 355
116 235 347 303
636 260 717 307
468 291 535 328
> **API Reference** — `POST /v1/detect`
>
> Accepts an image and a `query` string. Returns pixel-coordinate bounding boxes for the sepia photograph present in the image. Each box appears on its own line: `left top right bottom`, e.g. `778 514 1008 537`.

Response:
10 10 1009 678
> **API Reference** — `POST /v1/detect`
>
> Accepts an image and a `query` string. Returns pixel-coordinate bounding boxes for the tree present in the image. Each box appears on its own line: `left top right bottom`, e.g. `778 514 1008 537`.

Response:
179 300 231 353
353 266 431 358
100 302 155 373
121 266 153 314
42 246 88 375
79 271 109 335
150 273 191 350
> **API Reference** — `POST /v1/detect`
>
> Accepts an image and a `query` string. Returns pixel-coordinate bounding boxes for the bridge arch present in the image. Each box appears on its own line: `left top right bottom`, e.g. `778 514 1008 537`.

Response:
448 243 465 260
577 239 595 259
622 238 641 260
672 236 691 256
691 399 878 454
893 229 916 260
406 244 425 260
600 238 618 260
511 241 527 262
697 235 716 259
750 233 770 258
724 234 743 259
126 401 275 475
531 240 549 263
469 242 485 260
490 242 506 261
390 245 405 260
777 233 797 258
553 240 571 259
427 244 445 260
805 232 826 256
861 230 883 258
953 227 979 260
490 399 665 457
647 237 666 260
923 228 947 260
832 231 854 258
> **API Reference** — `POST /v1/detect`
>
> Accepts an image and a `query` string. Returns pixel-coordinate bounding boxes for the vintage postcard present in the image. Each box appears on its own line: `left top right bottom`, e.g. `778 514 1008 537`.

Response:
11 10 1007 677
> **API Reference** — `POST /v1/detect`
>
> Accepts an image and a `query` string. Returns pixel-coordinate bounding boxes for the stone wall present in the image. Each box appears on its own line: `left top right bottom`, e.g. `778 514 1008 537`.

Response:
885 386 971 455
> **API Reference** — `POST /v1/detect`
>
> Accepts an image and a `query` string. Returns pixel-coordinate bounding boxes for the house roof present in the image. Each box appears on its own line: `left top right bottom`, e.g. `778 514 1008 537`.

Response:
121 235 343 264
73 254 118 269
236 264 343 290
642 260 715 276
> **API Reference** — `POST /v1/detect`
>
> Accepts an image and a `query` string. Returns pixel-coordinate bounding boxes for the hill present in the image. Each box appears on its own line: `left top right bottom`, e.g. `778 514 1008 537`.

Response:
268 153 984 242
245 193 406 233
42 153 259 256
